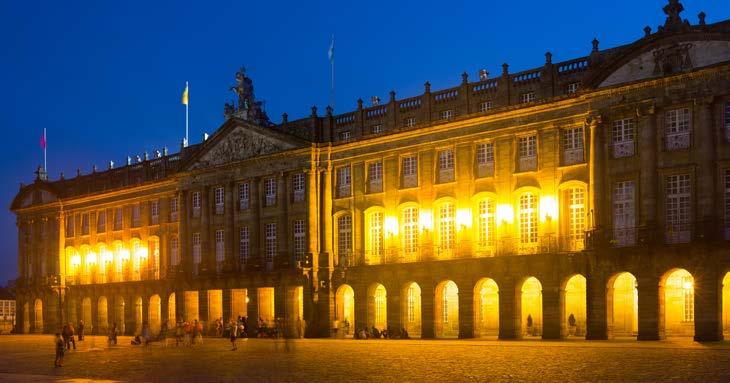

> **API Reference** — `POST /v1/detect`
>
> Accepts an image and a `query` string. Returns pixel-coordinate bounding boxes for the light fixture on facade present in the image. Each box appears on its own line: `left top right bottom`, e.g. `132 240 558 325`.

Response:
496 204 514 225
456 208 472 229
384 216 399 236
540 196 558 222
419 210 433 232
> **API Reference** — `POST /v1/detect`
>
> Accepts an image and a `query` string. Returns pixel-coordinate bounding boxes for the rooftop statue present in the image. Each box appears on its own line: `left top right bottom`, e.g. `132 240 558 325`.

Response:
224 66 271 126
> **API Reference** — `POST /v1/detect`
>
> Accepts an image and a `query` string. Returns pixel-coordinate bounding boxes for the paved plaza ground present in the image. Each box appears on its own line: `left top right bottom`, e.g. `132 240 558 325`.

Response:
0 335 729 382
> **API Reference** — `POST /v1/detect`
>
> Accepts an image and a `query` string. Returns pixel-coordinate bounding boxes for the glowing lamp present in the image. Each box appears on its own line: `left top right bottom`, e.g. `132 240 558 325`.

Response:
86 251 97 265
419 210 433 231
120 249 131 260
245 296 250 304
683 280 693 290
496 204 514 225
456 209 472 229
102 250 113 263
540 196 558 222
136 247 149 259
384 216 399 236
70 254 81 266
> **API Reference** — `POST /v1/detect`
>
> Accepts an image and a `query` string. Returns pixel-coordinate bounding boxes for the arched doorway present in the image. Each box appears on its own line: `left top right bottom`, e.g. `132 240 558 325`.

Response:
521 277 542 337
33 299 43 333
661 268 694 337
97 296 108 334
134 296 143 334
168 293 176 324
149 295 161 334
564 274 586 337
335 284 355 337
367 283 387 332
81 298 92 333
474 278 499 338
435 280 459 338
607 272 637 338
115 296 125 334
401 282 422 338
723 273 730 337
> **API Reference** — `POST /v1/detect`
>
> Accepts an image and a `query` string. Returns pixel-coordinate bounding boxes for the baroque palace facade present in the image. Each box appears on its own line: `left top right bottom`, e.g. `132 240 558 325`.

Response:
11 1 730 341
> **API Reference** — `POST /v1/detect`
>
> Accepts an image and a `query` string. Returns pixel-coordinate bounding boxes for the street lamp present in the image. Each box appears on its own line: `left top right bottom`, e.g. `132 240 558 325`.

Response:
50 274 67 331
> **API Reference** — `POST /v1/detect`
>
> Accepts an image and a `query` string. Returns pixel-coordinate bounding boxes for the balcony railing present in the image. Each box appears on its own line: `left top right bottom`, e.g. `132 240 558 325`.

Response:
518 156 537 172
402 175 418 188
612 140 635 158
665 132 690 150
476 163 494 178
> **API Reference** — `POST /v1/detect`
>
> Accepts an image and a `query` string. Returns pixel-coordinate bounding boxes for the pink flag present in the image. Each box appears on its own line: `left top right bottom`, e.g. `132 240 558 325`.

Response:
40 131 46 149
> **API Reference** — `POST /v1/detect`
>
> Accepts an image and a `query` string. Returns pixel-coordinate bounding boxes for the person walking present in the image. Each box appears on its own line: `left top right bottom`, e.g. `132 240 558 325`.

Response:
229 320 238 351
78 320 85 341
54 333 65 367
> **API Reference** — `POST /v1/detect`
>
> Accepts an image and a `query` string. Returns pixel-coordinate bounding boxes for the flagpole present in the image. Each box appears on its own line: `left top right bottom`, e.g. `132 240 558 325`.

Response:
330 35 335 111
43 128 47 172
185 81 189 147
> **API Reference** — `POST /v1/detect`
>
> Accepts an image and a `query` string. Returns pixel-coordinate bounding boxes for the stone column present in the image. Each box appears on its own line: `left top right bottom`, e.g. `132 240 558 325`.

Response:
222 289 232 323
174 289 184 322
541 281 562 339
386 284 401 334
693 266 723 341
89 295 99 335
198 290 209 324
498 277 519 339
585 272 608 340
637 274 661 340
160 293 169 328
695 98 716 235
353 284 368 336
458 284 474 338
420 282 435 338
247 288 258 328
587 115 604 230
638 105 658 227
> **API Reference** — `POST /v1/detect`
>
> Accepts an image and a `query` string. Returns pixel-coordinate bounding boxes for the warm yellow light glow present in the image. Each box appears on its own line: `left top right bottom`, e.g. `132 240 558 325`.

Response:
496 204 514 225
136 247 149 259
384 216 399 236
419 210 433 231
540 196 558 222
102 250 113 263
86 251 97 265
683 281 693 290
120 249 131 260
70 254 81 266
456 208 472 229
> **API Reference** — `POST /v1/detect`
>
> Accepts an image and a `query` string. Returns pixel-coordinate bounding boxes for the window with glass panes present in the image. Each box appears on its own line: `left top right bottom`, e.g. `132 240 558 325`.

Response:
239 227 249 265
521 92 536 103
337 215 352 263
519 193 538 245
440 110 453 120
725 170 730 240
265 223 277 263
476 143 494 165
292 173 305 202
337 167 351 197
613 181 636 246
215 230 225 268
375 287 386 325
265 178 277 206
131 204 141 227
407 285 416 322
402 156 417 176
519 136 536 158
683 276 694 322
114 207 122 230
293 220 305 262
170 197 179 220
192 233 201 265
566 82 580 94
368 212 384 259
665 174 691 243
442 285 450 323
81 213 89 235
404 117 416 127
371 124 383 134
402 207 419 254
438 203 455 250
339 131 351 141
479 101 492 112
66 215 74 236
150 200 159 223
478 199 495 247
612 118 635 158
368 162 383 184
170 236 179 266
214 187 224 212
562 127 584 164
665 108 691 150
97 211 106 233
568 188 586 250
192 191 201 209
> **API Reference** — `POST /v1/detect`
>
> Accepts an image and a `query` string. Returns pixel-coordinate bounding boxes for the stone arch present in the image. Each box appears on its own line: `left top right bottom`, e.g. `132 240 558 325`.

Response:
367 283 387 331
33 298 43 333
723 272 730 337
335 284 355 337
435 280 459 338
520 277 542 337
563 274 587 337
606 272 638 338
401 282 422 338
474 278 499 338
81 297 92 333
659 268 695 337
97 296 109 334
168 293 177 324
149 294 161 335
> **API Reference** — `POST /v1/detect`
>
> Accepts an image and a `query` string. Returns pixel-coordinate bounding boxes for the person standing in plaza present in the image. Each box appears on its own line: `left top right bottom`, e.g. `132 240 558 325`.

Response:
54 333 65 367
77 320 85 341
229 320 238 351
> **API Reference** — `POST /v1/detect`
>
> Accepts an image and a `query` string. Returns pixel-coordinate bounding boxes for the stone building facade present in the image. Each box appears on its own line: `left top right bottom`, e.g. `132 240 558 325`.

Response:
11 1 730 341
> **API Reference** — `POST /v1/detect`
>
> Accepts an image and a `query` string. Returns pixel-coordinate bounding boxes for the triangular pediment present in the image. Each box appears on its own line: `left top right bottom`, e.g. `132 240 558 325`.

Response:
185 119 304 170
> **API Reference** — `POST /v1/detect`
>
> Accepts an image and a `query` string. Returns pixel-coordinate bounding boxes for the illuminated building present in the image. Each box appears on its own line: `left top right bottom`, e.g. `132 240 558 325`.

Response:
10 1 730 341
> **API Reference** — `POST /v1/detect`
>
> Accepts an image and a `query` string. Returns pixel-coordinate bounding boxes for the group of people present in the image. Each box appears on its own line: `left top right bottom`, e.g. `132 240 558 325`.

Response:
355 326 409 340
54 320 86 367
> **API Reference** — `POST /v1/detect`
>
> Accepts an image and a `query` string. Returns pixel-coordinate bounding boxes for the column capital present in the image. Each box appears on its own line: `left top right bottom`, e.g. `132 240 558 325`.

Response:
585 114 602 127
695 95 715 107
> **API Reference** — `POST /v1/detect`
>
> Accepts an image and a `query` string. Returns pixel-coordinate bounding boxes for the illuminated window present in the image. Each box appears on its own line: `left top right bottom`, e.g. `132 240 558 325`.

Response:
566 82 580 94
402 207 419 256
683 276 694 322
612 118 635 158
442 284 451 323
265 223 277 267
150 200 159 224
367 212 384 263
238 183 250 209
404 117 416 127
407 285 416 322
170 197 179 221
438 203 455 252
337 215 352 265
265 178 277 206
114 207 122 230
374 285 386 326
368 161 383 193
192 233 201 272
66 214 75 237
81 213 89 235
665 108 691 150
239 227 249 265
170 236 179 267
562 127 584 165
476 142 494 178
371 124 384 134
518 135 537 172
215 229 225 272
519 193 538 252
131 204 141 227
479 101 492 112
521 92 536 103
293 220 306 262
192 191 201 216
402 155 418 188
725 170 730 240
97 211 106 233
478 198 495 248
438 149 455 183
214 187 225 214
337 166 351 198
339 131 352 141
292 173 305 202
440 110 454 120
613 181 636 246
665 174 691 243
567 188 585 251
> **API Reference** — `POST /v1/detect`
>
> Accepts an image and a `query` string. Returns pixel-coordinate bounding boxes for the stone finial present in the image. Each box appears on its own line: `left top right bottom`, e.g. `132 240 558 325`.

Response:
592 38 599 52
59 172 64 180
478 69 489 81
155 150 161 158
644 26 652 37
501 63 509 76
282 112 288 123
662 0 687 32
109 160 114 169
698 11 706 25
424 81 431 93
545 51 552 65
357 99 363 109
163 147 168 156
461 72 469 84
135 155 142 163
127 156 132 166
326 106 333 116
143 151 149 161
389 90 396 102
76 168 81 177
92 165 97 173
310 106 318 117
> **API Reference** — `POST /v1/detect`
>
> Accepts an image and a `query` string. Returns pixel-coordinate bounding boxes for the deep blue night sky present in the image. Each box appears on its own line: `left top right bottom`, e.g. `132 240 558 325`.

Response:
0 1 727 284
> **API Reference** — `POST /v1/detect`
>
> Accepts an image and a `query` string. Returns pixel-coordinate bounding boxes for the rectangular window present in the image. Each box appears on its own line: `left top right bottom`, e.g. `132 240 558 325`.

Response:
192 233 201 274
239 227 249 266
566 82 580 94
725 102 730 142
293 220 306 263
368 161 383 193
215 229 225 272
97 210 106 233
265 178 277 206
337 215 352 265
81 213 89 235
665 174 691 243
368 212 384 263
612 118 635 158
170 236 179 267
402 155 418 188
521 92 536 103
562 127 584 165
567 188 586 251
131 204 141 227
402 207 419 257
478 199 495 250
292 173 305 202
214 186 225 214
476 142 495 178
438 203 455 252
683 276 694 322
518 135 537 172
339 131 352 141
114 207 123 230
438 149 455 183
725 170 730 240
66 214 75 237
518 193 538 254
150 200 159 225
404 117 416 127
665 108 691 150
238 183 250 210
337 166 351 198
613 181 636 246
170 197 179 221
192 191 201 217
371 124 383 134
479 101 492 112
265 223 277 265
440 110 454 120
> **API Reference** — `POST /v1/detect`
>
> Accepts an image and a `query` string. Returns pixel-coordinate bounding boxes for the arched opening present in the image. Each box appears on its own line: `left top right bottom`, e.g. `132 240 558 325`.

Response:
367 283 387 332
401 282 422 338
184 291 199 322
115 296 125 334
723 273 730 337
97 296 108 334
33 299 43 333
660 268 694 337
208 290 223 333
67 297 78 325
149 295 161 335
22 302 30 333
32 298 44 332
607 272 638 338
435 280 459 338
521 277 542 337
167 293 176 324
257 287 275 327
564 274 587 338
335 284 355 337
134 296 143 334
474 278 499 338
230 289 248 321
81 298 92 333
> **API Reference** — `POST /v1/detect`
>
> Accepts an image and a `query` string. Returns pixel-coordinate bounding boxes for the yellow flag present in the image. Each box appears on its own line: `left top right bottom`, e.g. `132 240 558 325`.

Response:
181 83 189 105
